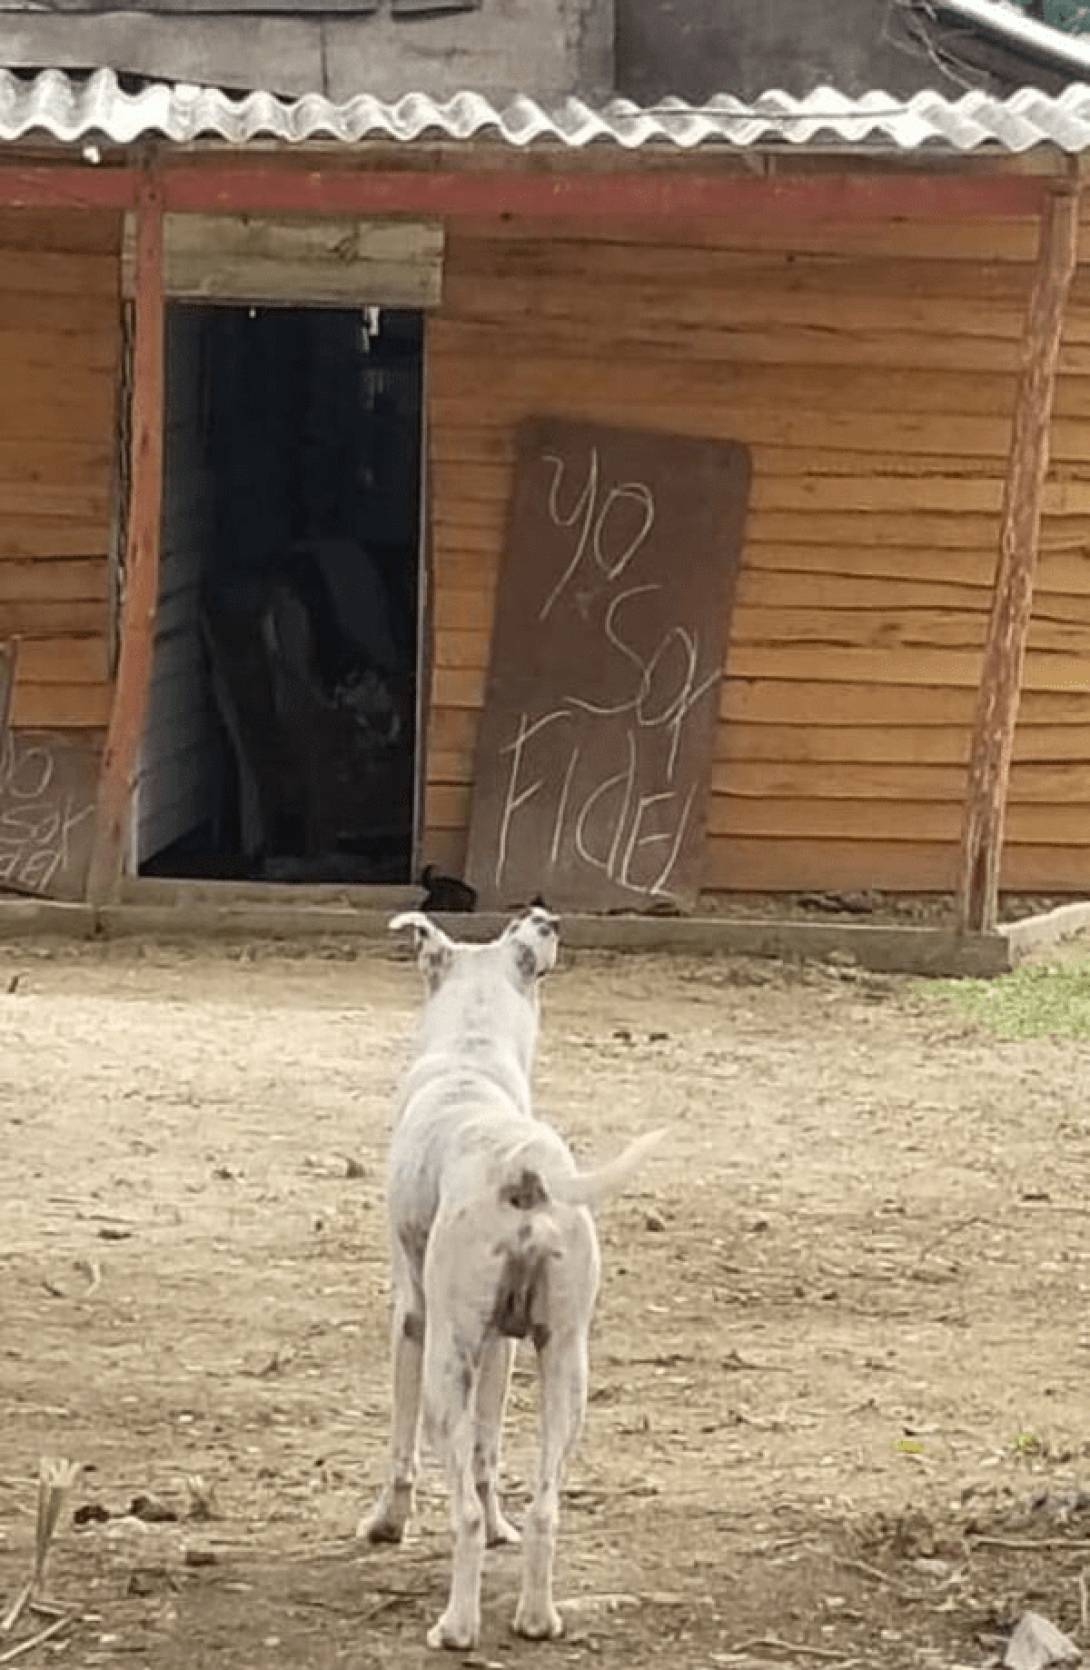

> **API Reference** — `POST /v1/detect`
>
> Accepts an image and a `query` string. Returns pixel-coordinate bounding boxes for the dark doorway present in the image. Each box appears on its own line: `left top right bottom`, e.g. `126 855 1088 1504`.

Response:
136 303 423 883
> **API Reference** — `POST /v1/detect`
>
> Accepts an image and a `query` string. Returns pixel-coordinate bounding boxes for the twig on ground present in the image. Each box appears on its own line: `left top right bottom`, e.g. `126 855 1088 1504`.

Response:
0 1586 32 1638
0 1613 73 1666
290 1586 424 1616
728 1637 852 1661
969 1535 1090 1553
0 1457 81 1636
362 1594 421 1622
916 1215 985 1264
832 1554 908 1590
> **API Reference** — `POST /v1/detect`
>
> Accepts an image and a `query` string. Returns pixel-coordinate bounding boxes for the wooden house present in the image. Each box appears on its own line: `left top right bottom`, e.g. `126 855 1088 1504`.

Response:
0 0 1089 925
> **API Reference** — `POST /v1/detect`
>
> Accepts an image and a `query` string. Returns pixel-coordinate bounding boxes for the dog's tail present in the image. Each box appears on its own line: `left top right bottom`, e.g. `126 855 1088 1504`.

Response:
549 1127 669 1209
498 1128 669 1215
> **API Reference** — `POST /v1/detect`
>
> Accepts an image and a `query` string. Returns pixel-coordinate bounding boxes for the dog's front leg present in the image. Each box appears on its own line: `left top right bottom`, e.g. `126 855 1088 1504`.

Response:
474 1336 520 1546
358 1290 424 1545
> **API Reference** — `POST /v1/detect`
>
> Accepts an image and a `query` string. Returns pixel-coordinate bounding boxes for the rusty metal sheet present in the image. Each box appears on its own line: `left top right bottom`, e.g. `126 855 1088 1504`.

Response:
0 730 100 900
465 417 751 913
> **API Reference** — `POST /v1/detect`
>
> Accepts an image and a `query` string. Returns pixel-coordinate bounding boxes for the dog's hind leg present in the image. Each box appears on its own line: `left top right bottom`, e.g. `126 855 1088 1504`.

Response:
474 1336 520 1546
423 1328 487 1650
512 1329 588 1641
358 1246 424 1545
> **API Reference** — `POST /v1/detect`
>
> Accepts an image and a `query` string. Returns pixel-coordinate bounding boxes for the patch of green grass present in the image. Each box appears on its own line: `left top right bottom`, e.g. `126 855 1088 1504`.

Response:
926 949 1090 1040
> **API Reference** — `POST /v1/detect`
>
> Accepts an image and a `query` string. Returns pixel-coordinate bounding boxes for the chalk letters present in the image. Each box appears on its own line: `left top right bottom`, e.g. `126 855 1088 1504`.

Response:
493 444 720 900
467 418 749 911
0 732 97 898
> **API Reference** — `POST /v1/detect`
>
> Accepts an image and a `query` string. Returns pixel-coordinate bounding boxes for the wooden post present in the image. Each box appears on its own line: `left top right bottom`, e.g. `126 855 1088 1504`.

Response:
957 184 1081 934
86 172 165 905
0 636 16 738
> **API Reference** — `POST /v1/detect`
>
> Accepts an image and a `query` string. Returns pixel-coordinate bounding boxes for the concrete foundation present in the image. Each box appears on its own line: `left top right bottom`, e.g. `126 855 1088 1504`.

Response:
0 880 1036 976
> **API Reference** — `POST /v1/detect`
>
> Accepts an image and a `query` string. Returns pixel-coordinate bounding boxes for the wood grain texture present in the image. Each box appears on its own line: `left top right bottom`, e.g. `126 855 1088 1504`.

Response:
959 188 1083 931
703 836 1090 893
10 683 111 727
0 560 108 602
87 177 164 905
125 213 444 309
423 206 1090 894
0 210 119 763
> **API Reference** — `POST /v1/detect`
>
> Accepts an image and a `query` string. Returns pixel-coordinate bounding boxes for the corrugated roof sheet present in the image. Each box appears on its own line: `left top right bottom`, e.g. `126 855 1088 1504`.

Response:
4 67 1090 154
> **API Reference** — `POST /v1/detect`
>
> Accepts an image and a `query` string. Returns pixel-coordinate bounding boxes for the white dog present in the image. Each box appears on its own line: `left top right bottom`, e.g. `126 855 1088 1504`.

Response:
359 906 665 1650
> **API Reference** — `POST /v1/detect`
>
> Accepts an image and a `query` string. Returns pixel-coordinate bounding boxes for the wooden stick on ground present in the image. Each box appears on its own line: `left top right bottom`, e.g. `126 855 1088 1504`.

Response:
0 1613 73 1667
0 1458 81 1637
727 1638 852 1662
969 1534 1090 1553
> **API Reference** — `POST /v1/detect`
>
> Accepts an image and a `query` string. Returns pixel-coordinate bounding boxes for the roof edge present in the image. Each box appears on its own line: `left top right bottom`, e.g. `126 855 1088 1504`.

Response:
0 69 1088 157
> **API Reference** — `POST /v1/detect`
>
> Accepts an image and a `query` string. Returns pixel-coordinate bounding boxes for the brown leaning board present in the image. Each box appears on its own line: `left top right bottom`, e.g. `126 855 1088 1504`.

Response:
465 417 751 911
0 729 100 899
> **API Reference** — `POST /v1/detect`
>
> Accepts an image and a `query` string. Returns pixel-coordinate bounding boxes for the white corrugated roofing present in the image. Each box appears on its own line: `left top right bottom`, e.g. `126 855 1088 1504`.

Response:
4 67 1090 154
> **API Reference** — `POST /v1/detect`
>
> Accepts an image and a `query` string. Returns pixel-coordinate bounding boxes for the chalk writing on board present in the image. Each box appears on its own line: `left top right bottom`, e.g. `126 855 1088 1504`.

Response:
538 448 656 622
466 418 750 912
0 731 97 896
492 446 721 902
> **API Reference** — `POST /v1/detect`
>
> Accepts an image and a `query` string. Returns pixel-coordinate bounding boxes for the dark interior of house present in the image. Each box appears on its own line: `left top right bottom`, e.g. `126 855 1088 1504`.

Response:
141 302 422 884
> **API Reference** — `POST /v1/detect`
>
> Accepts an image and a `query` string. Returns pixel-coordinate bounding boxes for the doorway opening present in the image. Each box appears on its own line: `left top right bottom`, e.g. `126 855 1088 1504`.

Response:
136 302 423 883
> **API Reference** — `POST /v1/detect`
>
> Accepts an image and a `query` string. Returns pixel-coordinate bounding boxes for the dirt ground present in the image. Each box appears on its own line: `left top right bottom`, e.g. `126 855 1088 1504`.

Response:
2 932 1090 1670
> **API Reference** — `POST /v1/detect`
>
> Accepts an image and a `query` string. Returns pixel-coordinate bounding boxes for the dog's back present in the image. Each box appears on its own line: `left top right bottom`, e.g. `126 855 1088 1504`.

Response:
362 907 664 1651
385 909 559 1264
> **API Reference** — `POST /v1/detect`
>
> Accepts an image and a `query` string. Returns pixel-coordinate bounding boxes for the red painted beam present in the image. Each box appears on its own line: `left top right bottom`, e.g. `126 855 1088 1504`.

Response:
0 161 1051 221
0 166 138 209
86 173 166 905
160 165 1049 222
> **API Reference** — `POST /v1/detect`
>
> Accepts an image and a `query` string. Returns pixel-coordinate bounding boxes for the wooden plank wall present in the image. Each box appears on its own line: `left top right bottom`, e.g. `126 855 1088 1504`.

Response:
0 209 121 750
424 210 1090 895
135 307 217 868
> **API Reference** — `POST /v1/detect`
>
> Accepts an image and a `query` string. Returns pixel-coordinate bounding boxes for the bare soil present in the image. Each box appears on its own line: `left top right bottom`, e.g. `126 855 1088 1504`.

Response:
2 934 1090 1670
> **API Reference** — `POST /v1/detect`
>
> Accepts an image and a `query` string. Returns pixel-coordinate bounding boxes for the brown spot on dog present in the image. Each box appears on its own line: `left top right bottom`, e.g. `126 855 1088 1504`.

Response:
531 1321 551 1352
402 1312 424 1345
398 1222 429 1271
491 1251 537 1340
423 944 452 997
502 1168 548 1212
491 1244 551 1345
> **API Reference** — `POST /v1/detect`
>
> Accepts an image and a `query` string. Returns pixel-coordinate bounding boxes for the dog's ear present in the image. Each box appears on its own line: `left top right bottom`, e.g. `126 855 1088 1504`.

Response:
501 905 560 990
389 911 455 994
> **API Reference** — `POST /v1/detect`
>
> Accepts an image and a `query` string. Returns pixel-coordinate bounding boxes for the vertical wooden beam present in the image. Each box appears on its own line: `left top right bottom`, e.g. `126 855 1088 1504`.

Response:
957 185 1081 935
87 172 165 905
0 637 17 739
